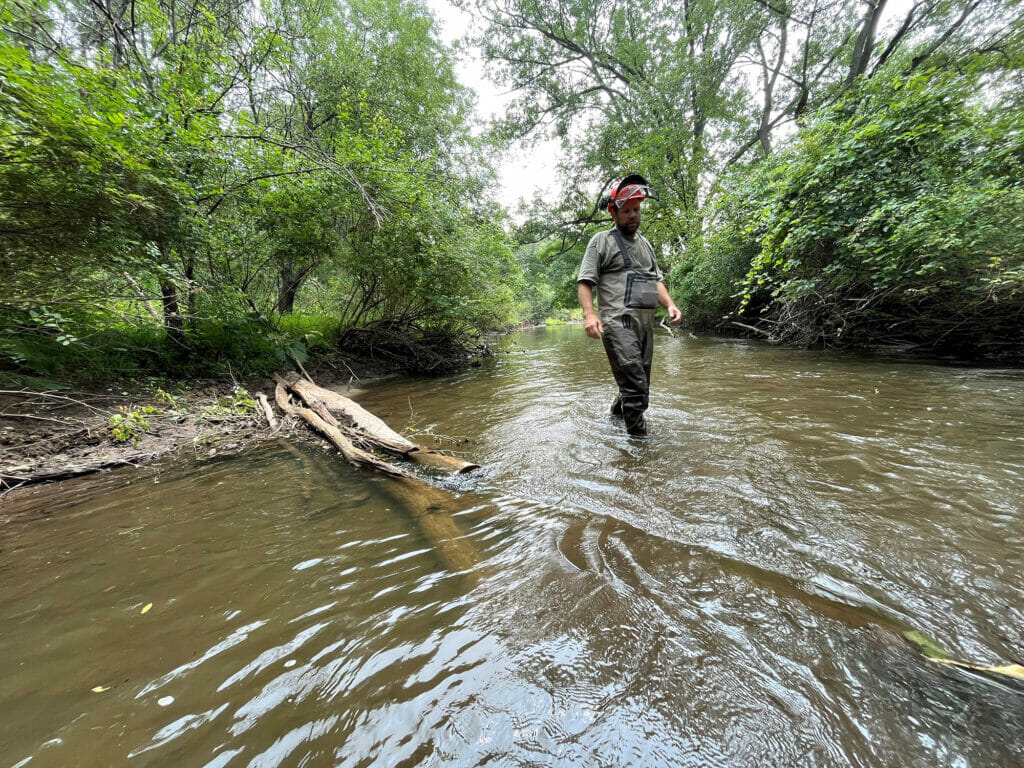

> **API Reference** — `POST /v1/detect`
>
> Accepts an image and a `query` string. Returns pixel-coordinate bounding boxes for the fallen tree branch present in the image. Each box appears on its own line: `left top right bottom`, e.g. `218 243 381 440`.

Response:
731 320 774 337
1 452 154 490
0 390 114 415
281 373 479 474
269 374 482 579
256 393 277 429
273 378 410 478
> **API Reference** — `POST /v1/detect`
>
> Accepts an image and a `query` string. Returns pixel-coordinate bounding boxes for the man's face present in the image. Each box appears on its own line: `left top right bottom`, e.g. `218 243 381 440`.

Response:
611 198 642 236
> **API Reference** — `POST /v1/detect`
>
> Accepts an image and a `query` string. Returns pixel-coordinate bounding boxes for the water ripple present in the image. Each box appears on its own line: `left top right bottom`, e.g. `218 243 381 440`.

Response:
4 331 1024 767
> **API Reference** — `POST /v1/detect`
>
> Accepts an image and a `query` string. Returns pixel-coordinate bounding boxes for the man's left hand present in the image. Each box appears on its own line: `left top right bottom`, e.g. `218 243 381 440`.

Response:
667 305 682 326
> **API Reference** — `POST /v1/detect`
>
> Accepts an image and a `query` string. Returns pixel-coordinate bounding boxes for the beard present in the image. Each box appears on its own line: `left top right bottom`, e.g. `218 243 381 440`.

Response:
617 220 640 236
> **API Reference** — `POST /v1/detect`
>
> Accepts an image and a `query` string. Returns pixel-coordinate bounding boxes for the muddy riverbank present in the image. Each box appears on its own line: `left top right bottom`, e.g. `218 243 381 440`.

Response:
0 365 388 512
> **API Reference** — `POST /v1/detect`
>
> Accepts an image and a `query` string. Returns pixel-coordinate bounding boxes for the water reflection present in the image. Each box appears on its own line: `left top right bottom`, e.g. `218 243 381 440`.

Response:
2 326 1023 767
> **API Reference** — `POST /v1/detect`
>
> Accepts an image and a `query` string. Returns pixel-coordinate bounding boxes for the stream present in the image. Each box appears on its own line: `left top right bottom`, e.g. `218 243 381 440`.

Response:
2 325 1023 767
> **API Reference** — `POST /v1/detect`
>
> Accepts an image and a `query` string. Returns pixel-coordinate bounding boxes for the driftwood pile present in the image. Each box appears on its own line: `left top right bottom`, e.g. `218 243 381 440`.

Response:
335 321 480 376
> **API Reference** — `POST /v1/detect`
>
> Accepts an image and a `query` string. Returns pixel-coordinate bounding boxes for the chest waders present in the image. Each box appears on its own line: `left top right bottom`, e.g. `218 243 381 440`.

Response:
602 229 659 436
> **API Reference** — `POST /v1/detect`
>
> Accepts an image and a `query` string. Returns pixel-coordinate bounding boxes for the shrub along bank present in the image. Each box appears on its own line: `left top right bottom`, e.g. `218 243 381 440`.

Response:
679 69 1024 362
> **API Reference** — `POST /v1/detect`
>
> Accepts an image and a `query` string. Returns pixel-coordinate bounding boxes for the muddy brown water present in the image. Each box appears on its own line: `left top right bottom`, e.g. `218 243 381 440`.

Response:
2 326 1023 767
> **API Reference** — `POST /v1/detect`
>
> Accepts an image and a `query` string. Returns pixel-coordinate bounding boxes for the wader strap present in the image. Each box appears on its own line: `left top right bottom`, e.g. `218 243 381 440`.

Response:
610 227 658 275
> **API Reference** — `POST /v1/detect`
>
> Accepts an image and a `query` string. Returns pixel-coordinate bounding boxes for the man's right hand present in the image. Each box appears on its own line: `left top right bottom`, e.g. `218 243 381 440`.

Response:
578 283 602 338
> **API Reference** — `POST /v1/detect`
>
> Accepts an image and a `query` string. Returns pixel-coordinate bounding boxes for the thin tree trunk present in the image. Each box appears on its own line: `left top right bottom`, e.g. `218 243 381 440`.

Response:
276 261 306 315
159 277 186 351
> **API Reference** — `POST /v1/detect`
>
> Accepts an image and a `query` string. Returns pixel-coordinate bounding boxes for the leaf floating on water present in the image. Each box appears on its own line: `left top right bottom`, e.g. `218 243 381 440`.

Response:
91 685 109 693
141 603 153 615
902 630 951 659
987 664 1024 681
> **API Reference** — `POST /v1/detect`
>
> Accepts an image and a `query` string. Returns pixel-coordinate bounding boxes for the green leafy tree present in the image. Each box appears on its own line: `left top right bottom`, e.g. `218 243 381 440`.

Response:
515 238 583 322
458 0 1024 334
1 0 526 380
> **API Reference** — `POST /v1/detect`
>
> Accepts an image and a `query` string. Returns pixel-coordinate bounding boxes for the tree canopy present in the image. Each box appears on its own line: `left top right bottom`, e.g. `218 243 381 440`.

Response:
2 0 1023 381
1 0 520 380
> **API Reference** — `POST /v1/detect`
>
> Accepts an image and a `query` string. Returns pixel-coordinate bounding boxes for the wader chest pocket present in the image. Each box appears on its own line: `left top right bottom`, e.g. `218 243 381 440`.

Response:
624 272 659 309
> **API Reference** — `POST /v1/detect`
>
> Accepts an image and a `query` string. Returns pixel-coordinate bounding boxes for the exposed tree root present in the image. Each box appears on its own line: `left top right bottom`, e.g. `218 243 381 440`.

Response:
337 320 489 376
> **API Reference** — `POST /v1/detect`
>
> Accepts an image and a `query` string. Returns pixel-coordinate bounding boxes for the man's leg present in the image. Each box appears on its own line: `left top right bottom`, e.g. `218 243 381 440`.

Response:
601 316 649 435
640 318 654 392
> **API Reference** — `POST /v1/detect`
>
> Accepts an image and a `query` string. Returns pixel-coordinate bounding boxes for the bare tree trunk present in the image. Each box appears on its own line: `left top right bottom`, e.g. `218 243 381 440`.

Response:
845 0 887 88
160 277 186 351
756 18 788 157
277 262 299 315
277 261 317 315
274 378 410 476
158 242 187 352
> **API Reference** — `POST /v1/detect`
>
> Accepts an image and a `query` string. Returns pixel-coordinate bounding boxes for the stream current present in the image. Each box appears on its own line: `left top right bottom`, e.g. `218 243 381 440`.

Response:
2 325 1023 767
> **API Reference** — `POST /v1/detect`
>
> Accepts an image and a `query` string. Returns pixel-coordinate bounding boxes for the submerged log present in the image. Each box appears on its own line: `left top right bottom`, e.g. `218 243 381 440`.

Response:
281 373 478 473
271 373 480 579
382 477 480 576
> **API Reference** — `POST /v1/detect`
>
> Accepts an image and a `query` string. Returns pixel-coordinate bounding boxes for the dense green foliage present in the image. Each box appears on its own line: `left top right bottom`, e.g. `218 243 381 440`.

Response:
3 0 1024 383
0 0 522 383
474 0 1024 360
514 237 583 323
728 70 1024 357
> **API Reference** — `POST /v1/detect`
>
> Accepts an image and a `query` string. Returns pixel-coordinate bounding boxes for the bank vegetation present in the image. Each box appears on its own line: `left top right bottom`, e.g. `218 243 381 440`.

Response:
1 0 523 389
2 0 1023 397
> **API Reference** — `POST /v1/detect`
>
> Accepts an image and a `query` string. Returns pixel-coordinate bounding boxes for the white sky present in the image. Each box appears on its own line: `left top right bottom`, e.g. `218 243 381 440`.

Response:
427 0 564 213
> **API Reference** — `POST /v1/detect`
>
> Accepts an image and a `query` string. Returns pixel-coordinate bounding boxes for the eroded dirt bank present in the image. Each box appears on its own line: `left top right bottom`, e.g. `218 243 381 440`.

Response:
0 368 381 515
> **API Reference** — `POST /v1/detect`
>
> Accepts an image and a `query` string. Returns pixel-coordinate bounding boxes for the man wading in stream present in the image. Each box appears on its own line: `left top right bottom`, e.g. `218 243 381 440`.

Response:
577 174 682 436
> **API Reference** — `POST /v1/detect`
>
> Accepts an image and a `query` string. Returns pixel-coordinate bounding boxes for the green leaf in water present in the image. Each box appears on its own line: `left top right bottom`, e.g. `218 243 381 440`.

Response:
930 659 1024 682
902 629 951 659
